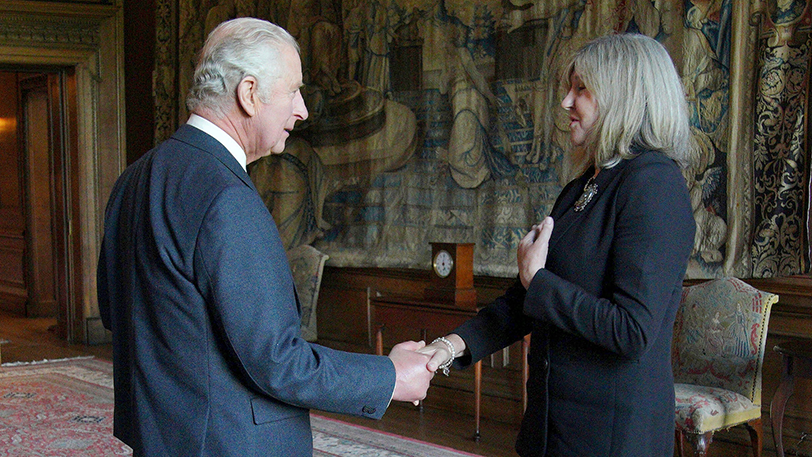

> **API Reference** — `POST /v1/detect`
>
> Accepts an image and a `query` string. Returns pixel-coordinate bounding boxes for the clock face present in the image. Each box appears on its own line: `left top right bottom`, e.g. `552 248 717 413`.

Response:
433 250 454 278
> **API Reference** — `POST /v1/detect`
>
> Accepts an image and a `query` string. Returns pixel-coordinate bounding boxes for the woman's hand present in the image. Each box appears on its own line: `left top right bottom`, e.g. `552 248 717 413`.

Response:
518 217 554 289
417 334 467 373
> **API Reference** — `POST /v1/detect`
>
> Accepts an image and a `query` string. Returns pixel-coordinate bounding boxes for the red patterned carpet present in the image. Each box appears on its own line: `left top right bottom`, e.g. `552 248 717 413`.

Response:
0 357 482 457
311 414 483 457
0 357 130 456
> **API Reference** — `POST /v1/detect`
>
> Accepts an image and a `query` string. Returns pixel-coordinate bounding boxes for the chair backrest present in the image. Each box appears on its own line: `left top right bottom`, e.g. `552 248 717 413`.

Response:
287 244 329 342
672 277 778 405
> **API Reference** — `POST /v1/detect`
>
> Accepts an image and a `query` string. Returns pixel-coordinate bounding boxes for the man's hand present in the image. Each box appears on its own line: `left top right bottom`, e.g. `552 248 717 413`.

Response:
517 216 554 289
388 341 434 405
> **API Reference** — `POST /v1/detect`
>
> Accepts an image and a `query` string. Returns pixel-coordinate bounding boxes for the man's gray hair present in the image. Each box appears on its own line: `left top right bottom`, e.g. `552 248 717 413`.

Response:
186 18 299 117
564 33 692 172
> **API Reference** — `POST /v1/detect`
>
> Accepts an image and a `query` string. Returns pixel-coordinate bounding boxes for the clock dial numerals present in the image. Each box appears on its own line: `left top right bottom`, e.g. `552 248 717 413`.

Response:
433 250 454 278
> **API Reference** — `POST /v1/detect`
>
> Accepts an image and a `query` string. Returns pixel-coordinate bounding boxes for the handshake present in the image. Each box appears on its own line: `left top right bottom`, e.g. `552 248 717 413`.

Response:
387 335 466 405
385 219 552 405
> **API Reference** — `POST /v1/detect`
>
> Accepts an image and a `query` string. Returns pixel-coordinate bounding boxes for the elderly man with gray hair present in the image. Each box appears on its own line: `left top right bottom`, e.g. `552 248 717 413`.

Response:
98 17 434 457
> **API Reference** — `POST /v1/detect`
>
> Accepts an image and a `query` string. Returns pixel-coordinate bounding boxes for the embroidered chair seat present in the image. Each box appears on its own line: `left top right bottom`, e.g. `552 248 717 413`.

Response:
675 383 761 433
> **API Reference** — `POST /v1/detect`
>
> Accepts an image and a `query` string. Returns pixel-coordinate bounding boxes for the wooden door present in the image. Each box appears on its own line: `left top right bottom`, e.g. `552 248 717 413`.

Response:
19 74 59 318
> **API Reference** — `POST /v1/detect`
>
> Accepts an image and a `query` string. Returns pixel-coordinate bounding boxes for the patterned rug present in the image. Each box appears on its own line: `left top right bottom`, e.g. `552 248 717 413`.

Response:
0 357 130 456
0 357 482 457
311 414 482 457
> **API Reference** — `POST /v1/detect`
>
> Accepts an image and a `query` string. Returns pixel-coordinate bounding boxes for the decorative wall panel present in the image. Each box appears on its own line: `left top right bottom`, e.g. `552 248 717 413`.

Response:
154 0 812 279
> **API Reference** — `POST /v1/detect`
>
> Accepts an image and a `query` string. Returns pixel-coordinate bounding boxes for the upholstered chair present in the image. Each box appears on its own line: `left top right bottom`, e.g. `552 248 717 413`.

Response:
286 244 329 342
672 277 778 457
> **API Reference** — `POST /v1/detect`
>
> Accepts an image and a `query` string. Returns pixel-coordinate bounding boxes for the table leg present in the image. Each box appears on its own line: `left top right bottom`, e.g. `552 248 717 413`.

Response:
474 360 481 441
375 325 384 356
770 355 795 457
522 335 530 412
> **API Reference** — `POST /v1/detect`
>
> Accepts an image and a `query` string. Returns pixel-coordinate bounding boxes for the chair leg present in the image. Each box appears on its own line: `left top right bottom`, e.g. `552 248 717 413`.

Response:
745 416 763 457
675 429 686 457
686 431 714 457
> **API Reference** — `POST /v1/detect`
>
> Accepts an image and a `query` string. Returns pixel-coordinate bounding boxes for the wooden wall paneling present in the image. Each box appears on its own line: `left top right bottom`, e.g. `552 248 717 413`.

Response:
123 0 155 165
422 365 526 427
317 266 528 425
317 266 428 352
316 280 370 353
20 74 58 318
49 70 70 339
756 279 812 456
0 233 25 313
0 71 25 312
317 268 812 449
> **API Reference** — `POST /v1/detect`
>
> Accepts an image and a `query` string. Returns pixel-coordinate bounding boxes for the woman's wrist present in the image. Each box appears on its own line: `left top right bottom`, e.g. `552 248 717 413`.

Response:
430 334 467 376
431 336 456 375
445 333 466 356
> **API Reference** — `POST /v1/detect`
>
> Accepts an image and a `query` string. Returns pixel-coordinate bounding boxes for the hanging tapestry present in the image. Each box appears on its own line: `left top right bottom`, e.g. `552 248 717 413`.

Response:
152 0 812 279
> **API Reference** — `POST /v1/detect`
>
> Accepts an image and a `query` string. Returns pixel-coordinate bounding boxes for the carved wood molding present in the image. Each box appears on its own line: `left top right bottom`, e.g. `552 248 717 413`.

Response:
0 0 125 343
0 2 118 56
0 14 101 47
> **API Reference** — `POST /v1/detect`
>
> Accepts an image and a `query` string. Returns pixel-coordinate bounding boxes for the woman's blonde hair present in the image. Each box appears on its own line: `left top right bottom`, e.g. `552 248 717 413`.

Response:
564 33 692 171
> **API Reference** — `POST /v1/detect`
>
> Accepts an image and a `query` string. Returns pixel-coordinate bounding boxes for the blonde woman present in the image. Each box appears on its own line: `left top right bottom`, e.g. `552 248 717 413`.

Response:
421 34 695 457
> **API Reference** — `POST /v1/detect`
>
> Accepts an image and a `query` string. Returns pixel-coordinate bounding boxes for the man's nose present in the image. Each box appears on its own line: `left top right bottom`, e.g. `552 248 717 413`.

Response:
295 91 308 121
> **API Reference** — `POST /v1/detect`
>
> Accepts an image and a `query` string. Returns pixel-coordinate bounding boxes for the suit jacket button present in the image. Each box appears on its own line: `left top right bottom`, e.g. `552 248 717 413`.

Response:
541 359 549 370
362 406 376 414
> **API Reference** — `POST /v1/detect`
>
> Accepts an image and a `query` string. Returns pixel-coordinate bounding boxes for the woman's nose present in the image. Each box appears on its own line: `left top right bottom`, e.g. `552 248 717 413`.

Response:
561 91 573 110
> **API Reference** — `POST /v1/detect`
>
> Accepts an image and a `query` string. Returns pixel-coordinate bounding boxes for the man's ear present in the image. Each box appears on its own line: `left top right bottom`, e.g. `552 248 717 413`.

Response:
236 76 259 117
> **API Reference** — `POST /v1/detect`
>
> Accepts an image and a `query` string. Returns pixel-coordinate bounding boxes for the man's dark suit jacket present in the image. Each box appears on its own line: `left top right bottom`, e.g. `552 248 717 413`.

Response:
97 125 395 456
454 151 695 457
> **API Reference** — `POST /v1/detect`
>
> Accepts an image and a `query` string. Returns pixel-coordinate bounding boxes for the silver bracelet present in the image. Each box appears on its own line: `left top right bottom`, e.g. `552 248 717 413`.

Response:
432 336 456 376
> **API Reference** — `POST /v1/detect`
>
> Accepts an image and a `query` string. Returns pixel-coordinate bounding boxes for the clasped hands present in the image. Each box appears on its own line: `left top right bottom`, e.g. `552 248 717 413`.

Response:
389 218 555 404
387 336 465 406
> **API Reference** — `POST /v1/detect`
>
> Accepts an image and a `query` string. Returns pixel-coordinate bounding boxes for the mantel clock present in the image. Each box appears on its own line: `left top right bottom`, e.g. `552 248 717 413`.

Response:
425 242 476 309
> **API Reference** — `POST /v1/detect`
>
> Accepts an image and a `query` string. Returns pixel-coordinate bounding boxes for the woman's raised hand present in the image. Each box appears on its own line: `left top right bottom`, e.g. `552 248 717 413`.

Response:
518 217 554 289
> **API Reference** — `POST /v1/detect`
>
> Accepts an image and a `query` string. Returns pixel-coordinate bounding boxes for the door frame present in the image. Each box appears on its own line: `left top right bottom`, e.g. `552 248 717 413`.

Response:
0 2 125 344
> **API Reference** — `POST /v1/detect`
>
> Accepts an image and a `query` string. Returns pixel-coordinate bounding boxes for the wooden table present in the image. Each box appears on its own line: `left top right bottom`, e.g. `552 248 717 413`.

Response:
770 340 812 457
371 295 483 439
